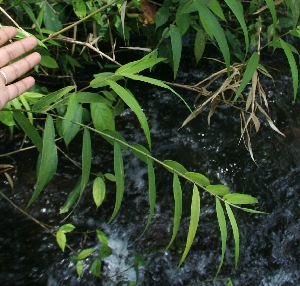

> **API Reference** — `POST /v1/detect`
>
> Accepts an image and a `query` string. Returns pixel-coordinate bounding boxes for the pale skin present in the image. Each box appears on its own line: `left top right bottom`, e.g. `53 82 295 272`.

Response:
0 26 41 109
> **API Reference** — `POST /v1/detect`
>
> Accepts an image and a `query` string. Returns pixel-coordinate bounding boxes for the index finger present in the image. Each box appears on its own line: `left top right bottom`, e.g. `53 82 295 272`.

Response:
0 36 39 67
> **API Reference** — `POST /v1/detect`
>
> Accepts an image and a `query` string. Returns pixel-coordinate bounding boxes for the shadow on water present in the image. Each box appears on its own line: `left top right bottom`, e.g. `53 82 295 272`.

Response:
0 51 299 285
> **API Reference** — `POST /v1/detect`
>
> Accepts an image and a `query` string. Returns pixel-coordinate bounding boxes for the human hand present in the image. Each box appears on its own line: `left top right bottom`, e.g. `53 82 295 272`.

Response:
0 26 41 109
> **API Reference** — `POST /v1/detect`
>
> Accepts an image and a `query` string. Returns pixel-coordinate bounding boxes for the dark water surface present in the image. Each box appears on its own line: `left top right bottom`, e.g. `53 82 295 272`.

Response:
0 54 299 285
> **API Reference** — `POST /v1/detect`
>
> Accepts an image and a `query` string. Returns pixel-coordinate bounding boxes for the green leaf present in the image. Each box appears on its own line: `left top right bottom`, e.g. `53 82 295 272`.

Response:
226 278 233 286
77 248 95 260
27 116 58 207
131 143 151 163
96 230 112 258
91 258 102 278
76 260 83 277
279 39 299 101
91 102 115 132
155 6 170 29
100 130 128 151
116 56 165 75
32 86 75 112
167 174 182 248
194 29 206 65
185 172 210 186
142 157 156 234
72 0 87 18
215 198 227 275
59 177 81 214
40 55 59 69
13 111 43 153
225 203 240 267
224 0 249 53
122 73 192 113
163 160 188 175
59 223 76 233
176 12 191 35
170 24 182 78
223 193 258 204
43 3 63 32
56 230 67 252
233 52 259 102
265 0 277 27
81 128 91 193
62 94 83 146
109 142 125 223
197 1 231 73
107 80 151 148
206 184 230 196
240 207 267 214
93 177 106 208
209 0 226 21
179 184 200 266
90 72 123 88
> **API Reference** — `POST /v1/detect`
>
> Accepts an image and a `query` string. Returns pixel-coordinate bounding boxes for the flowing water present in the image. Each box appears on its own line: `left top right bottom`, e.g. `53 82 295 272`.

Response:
0 53 299 285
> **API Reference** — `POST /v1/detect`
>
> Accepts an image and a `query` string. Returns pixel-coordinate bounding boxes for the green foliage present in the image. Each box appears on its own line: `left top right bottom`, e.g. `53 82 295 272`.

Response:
1 0 299 283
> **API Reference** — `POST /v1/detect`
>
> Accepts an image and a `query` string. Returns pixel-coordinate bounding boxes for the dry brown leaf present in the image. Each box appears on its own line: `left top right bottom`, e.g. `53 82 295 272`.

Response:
208 98 219 125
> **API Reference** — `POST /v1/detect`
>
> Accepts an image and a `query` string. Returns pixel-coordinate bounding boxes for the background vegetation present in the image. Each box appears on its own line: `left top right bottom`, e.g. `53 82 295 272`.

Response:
0 0 299 284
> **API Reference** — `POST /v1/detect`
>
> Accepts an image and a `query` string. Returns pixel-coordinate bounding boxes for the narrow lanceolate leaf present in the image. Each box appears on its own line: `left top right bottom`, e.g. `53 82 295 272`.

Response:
91 102 115 132
93 177 106 208
225 203 240 267
62 94 83 146
107 80 151 148
197 1 231 73
142 157 156 234
32 86 75 112
194 29 206 65
179 184 200 266
60 177 81 214
264 0 277 27
27 116 58 207
122 73 192 113
170 24 182 78
167 174 182 249
233 52 259 102
223 193 258 204
279 39 299 101
109 142 124 223
131 143 151 164
206 184 230 196
13 111 43 153
81 128 91 193
240 207 267 214
185 172 210 187
215 198 227 275
163 160 188 175
224 0 249 53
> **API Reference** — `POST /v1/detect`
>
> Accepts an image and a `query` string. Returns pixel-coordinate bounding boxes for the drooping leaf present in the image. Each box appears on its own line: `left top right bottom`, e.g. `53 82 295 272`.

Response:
76 260 83 277
81 128 91 193
215 198 227 275
90 72 123 88
107 80 151 148
233 52 259 102
122 73 192 113
264 0 278 27
197 1 231 73
32 86 75 112
223 193 258 204
279 39 299 101
185 172 210 186
56 230 67 252
43 2 63 31
176 11 191 35
131 143 151 163
96 230 112 258
179 184 200 266
240 207 267 214
206 184 230 196
194 29 206 65
224 0 249 53
62 94 83 146
167 174 182 248
170 24 182 78
13 111 43 153
209 0 226 20
163 160 188 175
100 129 128 151
120 0 127 38
109 142 124 223
27 116 58 207
225 203 240 267
59 177 81 214
93 177 106 208
156 5 170 29
91 102 115 132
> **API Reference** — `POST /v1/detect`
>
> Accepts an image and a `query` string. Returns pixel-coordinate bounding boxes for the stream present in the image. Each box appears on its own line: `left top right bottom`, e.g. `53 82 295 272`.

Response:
0 50 299 285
